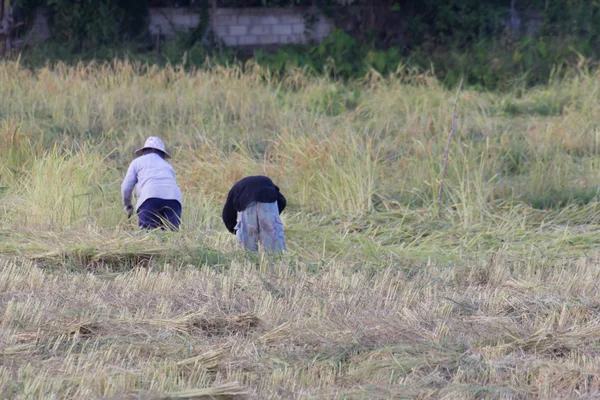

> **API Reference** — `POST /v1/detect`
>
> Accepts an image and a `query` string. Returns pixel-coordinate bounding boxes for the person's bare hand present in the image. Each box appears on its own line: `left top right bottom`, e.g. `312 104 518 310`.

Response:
125 205 134 219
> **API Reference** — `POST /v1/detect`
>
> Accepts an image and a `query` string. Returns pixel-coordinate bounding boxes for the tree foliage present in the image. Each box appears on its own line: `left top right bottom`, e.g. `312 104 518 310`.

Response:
11 0 600 89
17 0 149 47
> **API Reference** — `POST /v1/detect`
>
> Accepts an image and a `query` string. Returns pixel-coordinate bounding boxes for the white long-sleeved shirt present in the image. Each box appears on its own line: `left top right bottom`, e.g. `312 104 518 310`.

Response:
121 153 183 210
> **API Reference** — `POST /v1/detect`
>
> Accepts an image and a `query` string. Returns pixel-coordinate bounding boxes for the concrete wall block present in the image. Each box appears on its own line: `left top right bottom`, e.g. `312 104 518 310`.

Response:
229 25 249 36
259 35 280 45
237 15 258 25
172 15 193 28
249 25 272 35
261 16 281 25
280 15 303 25
221 36 239 46
292 24 305 34
279 34 306 44
238 35 260 46
272 25 293 35
214 15 237 25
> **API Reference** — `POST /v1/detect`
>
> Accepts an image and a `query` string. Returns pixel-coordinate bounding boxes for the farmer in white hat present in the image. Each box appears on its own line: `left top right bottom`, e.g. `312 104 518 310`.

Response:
121 136 183 231
222 175 287 252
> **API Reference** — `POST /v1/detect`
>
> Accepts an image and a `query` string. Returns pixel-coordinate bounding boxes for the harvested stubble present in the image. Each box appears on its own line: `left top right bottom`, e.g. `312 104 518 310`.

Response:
189 314 262 337
153 382 249 399
2 252 600 398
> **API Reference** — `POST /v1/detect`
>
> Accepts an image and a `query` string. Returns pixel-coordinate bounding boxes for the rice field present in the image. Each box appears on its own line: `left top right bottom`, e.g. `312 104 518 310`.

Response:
2 60 600 398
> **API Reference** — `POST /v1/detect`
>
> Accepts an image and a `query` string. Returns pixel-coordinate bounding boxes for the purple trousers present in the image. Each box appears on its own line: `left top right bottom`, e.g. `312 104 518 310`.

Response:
137 198 181 231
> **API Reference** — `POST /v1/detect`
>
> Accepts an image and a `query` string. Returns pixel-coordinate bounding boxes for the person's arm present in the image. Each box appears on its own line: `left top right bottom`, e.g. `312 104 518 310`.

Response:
277 192 286 214
222 189 237 234
121 161 138 209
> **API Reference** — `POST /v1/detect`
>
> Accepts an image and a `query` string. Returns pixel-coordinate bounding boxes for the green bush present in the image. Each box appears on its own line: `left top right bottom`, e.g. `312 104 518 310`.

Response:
17 0 150 48
253 29 403 79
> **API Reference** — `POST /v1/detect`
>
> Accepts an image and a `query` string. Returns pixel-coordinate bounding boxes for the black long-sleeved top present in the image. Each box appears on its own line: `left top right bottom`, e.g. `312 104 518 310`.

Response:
222 175 287 234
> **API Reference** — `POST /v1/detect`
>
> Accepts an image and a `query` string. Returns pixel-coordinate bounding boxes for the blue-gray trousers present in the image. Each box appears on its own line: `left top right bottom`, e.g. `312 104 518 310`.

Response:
235 202 286 253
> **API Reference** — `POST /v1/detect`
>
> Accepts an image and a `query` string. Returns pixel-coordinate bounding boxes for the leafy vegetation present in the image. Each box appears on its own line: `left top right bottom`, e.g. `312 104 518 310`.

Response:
9 0 600 89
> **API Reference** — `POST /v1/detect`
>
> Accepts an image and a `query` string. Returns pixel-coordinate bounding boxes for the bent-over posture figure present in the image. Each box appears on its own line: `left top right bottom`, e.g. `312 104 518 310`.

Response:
121 136 183 231
222 175 286 252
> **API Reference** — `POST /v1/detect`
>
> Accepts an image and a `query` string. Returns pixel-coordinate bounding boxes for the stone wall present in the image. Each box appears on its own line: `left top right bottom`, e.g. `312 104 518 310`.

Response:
24 6 334 47
24 6 545 49
149 7 333 46
213 7 332 46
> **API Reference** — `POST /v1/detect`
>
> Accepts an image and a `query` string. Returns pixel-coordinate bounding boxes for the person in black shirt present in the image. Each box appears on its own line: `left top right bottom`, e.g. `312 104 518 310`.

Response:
222 175 287 252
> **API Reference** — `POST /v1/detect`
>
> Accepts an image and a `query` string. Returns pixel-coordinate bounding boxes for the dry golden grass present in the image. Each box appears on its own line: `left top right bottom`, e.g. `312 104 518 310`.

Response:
2 60 600 398
3 253 600 398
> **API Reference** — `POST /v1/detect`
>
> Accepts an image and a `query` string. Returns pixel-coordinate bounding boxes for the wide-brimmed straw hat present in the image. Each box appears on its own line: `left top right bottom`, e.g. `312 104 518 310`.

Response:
135 136 171 158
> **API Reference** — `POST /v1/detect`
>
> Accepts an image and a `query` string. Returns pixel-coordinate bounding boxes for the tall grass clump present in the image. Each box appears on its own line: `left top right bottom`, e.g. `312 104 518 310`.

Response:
0 120 41 187
269 131 379 216
0 59 599 235
12 148 112 230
